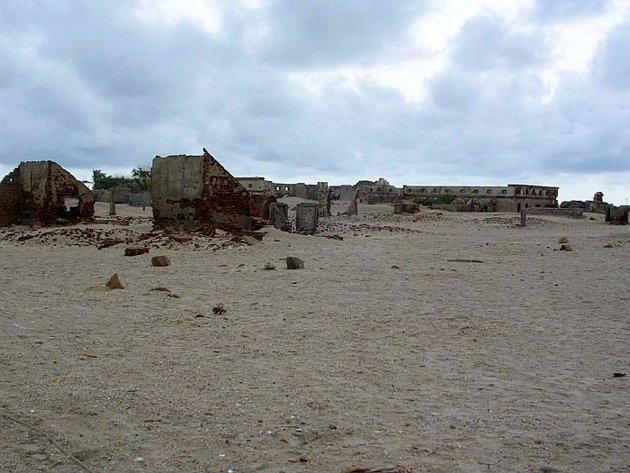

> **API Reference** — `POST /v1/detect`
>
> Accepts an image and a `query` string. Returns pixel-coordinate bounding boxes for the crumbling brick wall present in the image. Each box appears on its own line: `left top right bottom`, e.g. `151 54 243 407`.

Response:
251 194 277 220
152 149 254 231
0 161 94 227
0 170 21 226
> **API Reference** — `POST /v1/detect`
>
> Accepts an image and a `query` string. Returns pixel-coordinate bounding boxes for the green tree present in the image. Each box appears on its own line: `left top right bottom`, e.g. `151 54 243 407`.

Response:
131 164 152 192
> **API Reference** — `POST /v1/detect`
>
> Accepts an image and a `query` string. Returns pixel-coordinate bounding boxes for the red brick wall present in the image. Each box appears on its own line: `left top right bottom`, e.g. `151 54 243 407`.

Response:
0 169 21 226
0 161 94 227
251 194 277 219
153 151 254 231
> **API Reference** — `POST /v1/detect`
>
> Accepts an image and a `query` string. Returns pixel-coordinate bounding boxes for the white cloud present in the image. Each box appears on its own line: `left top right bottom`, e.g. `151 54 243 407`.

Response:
133 0 223 34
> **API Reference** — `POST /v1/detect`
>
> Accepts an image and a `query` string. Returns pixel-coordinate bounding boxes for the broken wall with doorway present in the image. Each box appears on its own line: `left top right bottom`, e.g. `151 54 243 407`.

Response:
0 161 94 226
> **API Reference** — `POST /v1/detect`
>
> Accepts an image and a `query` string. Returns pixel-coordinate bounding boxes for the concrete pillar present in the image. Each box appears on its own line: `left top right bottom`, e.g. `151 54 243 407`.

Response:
296 202 318 233
109 190 116 216
606 205 629 225
317 182 330 217
520 209 526 227
269 202 289 230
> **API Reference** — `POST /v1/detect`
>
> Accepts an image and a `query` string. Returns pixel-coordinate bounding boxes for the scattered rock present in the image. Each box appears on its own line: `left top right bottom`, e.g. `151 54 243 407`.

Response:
124 247 149 256
168 234 193 243
79 354 98 360
286 257 304 269
603 244 614 248
243 235 259 246
106 273 124 290
558 236 569 244
391 265 400 269
98 238 124 249
31 453 48 461
151 255 171 267
559 244 573 251
149 286 180 298
263 262 276 270
613 372 626 378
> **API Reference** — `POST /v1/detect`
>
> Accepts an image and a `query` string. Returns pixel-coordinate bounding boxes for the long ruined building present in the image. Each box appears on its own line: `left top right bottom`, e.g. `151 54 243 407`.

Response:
0 160 94 226
151 149 255 231
401 184 559 212
237 175 559 213
0 154 567 234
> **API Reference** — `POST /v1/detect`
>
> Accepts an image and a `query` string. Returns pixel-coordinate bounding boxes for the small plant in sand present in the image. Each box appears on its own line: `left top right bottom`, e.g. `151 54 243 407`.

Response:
212 303 227 315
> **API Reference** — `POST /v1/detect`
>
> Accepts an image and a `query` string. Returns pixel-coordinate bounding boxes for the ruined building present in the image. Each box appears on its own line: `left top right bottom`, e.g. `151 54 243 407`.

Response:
359 178 400 204
402 184 558 212
561 191 610 214
236 177 330 217
151 149 254 231
0 161 94 227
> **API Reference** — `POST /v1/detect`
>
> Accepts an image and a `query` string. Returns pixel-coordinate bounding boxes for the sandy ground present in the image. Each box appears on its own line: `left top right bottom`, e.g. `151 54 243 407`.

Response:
0 202 628 473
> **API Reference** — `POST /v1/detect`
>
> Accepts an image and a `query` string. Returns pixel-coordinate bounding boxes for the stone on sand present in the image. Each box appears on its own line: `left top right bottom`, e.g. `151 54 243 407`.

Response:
286 257 304 269
106 273 124 290
151 255 171 267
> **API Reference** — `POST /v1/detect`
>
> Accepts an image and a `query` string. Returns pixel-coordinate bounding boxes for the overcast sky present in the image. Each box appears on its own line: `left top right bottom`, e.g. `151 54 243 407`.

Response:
1 0 629 204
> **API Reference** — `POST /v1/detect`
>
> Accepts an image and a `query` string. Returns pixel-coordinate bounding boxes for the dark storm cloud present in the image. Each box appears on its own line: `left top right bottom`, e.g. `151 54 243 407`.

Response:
429 73 477 111
0 0 245 168
594 19 630 91
451 14 549 70
257 0 424 66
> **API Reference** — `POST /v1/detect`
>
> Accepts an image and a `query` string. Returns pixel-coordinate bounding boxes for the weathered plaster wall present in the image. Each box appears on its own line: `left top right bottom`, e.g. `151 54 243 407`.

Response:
151 150 253 231
525 207 584 218
236 177 273 193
